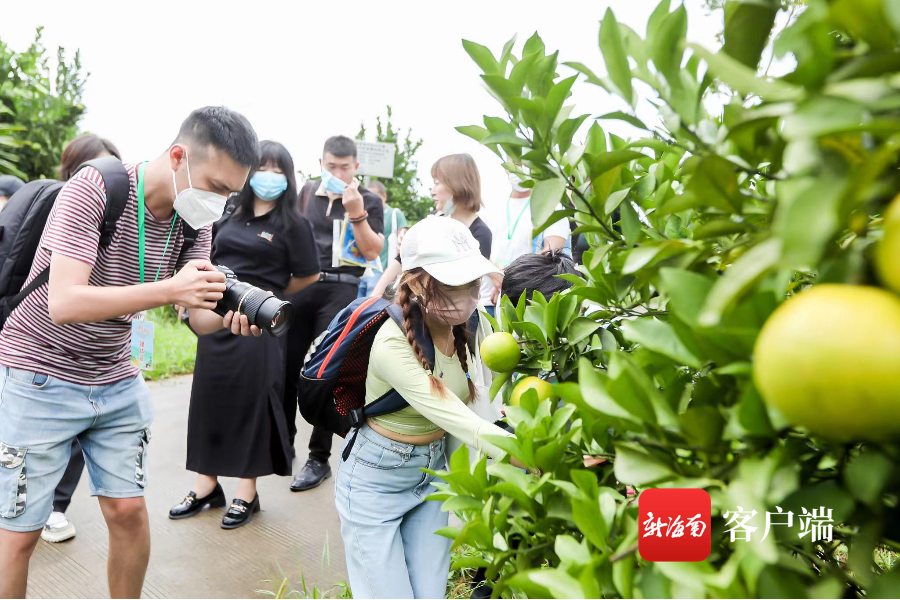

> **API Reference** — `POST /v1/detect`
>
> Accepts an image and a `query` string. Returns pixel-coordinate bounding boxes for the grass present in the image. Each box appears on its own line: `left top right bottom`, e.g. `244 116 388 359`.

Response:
142 306 197 381
256 541 488 599
257 535 353 599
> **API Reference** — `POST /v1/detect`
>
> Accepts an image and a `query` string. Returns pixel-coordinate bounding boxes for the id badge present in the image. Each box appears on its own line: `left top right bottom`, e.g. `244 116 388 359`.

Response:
332 219 342 268
131 313 154 371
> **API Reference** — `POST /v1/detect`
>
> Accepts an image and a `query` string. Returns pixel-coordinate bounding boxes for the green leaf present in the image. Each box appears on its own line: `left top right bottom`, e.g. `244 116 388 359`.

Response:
722 0 779 69
567 317 602 344
564 61 605 87
462 40 502 75
773 176 845 270
599 9 634 105
620 200 642 246
555 535 592 566
688 43 804 101
530 177 568 229
589 149 646 176
831 0 898 51
598 111 649 131
699 238 781 326
481 131 531 147
442 495 487 513
573 497 608 550
612 555 636 599
688 155 742 213
621 318 702 368
650 5 688 86
613 442 676 485
678 405 725 448
781 96 868 141
579 357 648 423
528 570 584 600
455 125 489 142
845 449 893 506
658 268 713 327
604 188 631 216
692 219 747 239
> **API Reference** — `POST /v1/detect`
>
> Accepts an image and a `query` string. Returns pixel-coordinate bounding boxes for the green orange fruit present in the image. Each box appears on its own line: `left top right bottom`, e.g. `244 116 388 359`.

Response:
510 376 555 407
753 284 900 441
876 194 900 294
480 332 520 373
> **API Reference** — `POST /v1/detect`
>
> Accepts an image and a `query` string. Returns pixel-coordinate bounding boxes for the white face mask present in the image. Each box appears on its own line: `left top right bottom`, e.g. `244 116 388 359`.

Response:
429 283 480 326
509 173 529 193
171 151 229 229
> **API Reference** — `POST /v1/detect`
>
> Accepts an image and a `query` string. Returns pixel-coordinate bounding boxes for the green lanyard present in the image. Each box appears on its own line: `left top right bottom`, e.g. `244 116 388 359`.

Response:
137 162 178 284
506 194 531 241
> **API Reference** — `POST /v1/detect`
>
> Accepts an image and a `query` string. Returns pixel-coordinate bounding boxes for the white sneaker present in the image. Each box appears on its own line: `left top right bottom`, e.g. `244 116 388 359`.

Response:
41 511 76 543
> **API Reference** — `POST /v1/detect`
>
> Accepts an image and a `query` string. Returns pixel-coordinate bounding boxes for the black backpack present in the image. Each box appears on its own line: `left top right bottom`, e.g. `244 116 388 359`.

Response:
0 157 195 328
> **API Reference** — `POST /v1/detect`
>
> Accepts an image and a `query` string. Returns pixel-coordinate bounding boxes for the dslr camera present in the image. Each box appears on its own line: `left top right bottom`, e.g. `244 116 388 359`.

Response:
212 266 293 337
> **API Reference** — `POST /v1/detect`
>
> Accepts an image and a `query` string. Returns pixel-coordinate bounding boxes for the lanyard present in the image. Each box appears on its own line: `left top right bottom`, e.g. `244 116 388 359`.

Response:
137 162 178 284
506 194 531 241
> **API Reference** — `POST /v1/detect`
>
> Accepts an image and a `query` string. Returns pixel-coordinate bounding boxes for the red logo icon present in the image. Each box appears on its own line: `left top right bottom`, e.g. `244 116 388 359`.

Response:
638 488 711 562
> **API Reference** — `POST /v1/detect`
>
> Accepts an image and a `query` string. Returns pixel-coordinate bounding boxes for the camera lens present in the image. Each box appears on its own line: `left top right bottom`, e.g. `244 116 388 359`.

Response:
212 266 293 336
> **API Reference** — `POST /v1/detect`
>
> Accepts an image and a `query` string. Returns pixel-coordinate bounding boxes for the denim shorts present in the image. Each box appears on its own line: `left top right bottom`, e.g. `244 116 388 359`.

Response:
335 424 451 598
0 366 153 532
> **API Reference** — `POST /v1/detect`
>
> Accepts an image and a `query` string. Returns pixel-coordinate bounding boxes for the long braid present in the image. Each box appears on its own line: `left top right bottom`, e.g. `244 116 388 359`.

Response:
452 323 477 403
398 282 445 396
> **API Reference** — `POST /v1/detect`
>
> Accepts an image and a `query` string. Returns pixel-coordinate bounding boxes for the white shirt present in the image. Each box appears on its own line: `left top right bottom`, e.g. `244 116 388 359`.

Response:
480 193 571 306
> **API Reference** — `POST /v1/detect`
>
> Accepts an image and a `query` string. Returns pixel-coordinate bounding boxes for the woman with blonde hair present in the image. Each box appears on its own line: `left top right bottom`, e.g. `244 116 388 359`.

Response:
371 153 491 296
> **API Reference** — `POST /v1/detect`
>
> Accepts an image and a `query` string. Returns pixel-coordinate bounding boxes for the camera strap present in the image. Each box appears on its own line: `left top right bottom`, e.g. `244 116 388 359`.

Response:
137 162 178 284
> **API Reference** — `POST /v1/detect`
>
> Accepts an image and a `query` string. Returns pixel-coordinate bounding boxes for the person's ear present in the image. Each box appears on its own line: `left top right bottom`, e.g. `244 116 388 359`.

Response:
355 162 360 171
318 158 323 170
169 144 187 171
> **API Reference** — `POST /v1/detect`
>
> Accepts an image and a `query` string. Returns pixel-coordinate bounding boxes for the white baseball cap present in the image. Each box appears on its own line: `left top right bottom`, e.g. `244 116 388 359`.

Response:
400 216 501 286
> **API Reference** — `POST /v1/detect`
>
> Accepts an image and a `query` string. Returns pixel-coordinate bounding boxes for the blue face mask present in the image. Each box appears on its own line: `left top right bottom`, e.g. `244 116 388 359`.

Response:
321 168 348 195
249 171 288 201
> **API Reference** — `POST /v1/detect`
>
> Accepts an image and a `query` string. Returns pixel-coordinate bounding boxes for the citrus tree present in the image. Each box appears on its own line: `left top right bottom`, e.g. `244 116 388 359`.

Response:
429 0 900 597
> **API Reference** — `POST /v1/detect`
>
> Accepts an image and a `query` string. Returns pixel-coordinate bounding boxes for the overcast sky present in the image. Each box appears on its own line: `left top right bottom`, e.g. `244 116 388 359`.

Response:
1 0 725 219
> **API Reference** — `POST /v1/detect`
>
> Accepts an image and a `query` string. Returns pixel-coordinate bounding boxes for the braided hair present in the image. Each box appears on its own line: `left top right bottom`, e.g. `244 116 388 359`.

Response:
392 268 476 401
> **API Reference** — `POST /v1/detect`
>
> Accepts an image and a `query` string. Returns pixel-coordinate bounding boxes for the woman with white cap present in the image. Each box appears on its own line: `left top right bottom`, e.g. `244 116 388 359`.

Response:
334 216 526 599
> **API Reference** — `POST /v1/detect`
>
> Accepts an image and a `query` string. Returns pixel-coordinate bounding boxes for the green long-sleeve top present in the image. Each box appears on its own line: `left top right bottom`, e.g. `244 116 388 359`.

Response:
366 319 511 457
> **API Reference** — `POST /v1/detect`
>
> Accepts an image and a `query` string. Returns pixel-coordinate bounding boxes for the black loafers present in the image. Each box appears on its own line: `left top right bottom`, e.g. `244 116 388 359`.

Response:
169 483 226 520
290 459 332 492
221 494 261 530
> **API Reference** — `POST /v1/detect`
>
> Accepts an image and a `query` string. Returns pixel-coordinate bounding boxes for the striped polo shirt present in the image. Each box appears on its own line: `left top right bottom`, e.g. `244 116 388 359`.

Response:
0 163 212 385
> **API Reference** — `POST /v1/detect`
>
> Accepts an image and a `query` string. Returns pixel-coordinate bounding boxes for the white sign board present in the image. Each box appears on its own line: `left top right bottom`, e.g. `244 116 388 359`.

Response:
356 141 396 179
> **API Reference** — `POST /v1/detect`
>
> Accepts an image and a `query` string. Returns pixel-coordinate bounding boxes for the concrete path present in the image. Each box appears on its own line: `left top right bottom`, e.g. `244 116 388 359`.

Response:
27 376 348 599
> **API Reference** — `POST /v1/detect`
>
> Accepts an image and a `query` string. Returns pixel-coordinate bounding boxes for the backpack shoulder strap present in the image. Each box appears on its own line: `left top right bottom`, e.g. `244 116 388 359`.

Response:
6 159 129 319
75 157 130 248
386 303 435 369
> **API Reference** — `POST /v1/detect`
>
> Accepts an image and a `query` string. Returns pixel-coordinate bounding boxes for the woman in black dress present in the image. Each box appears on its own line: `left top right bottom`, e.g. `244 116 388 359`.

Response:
169 141 320 529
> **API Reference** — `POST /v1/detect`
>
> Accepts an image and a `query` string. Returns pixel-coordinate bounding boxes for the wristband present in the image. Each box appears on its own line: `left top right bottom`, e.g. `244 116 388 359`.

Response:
349 211 368 224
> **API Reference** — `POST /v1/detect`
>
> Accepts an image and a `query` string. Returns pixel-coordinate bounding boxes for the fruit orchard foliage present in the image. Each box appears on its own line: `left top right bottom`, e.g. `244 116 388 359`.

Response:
428 1 900 598
0 28 86 180
356 105 433 224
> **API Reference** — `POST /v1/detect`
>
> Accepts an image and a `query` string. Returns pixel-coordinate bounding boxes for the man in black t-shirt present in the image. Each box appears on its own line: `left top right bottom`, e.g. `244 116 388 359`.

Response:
287 136 384 492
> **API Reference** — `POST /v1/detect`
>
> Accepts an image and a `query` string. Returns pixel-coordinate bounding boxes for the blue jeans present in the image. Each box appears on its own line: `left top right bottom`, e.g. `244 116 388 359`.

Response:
0 367 152 532
358 274 381 299
335 424 451 598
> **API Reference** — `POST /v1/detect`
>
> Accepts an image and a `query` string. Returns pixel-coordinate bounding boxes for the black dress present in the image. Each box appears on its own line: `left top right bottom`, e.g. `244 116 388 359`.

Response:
186 208 320 478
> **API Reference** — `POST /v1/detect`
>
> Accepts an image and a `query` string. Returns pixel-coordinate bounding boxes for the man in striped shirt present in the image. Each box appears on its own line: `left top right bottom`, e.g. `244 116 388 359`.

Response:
0 107 263 599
